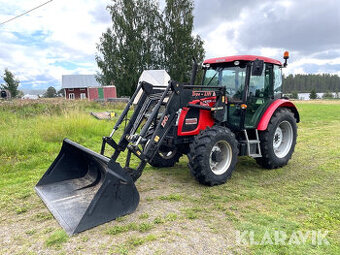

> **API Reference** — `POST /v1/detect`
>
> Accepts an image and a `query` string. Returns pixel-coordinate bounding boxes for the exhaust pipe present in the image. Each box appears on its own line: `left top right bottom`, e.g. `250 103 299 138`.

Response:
190 57 198 85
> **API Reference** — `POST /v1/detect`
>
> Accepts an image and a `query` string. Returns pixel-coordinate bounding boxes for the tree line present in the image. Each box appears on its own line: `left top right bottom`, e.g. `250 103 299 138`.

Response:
1 68 63 98
283 73 340 93
95 0 204 97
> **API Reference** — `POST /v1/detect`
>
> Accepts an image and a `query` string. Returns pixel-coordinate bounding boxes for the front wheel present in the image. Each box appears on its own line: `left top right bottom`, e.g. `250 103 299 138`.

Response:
145 128 182 168
188 126 238 186
256 108 297 169
148 145 182 168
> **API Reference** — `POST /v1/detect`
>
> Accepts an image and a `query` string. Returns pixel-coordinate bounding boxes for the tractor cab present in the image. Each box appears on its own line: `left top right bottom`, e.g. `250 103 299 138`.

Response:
202 55 284 129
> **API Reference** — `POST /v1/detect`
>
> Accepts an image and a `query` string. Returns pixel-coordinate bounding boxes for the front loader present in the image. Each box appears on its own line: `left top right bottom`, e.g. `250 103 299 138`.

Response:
36 52 299 235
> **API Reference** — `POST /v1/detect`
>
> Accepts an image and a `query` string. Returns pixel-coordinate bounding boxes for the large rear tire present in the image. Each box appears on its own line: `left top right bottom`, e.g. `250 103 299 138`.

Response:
256 108 297 169
188 126 238 186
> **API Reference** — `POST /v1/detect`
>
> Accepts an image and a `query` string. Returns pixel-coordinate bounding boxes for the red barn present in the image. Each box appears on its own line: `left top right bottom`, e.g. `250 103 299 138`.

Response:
62 75 116 101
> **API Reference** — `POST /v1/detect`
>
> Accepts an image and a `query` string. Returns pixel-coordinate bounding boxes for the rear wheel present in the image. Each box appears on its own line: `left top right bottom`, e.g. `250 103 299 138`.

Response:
188 126 238 186
256 108 297 169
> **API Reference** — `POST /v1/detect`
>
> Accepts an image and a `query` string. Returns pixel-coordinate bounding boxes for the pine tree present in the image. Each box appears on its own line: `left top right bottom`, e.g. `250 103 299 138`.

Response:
1 69 20 98
309 89 317 99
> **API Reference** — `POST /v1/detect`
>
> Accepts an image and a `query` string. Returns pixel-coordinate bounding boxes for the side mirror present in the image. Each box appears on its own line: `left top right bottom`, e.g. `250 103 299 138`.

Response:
252 59 264 76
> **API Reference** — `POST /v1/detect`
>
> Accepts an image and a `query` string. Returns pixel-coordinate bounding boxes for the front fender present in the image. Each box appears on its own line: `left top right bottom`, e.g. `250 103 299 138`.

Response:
257 99 300 131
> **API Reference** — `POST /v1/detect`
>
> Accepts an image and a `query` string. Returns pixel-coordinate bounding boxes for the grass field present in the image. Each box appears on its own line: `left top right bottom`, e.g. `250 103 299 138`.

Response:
0 99 339 255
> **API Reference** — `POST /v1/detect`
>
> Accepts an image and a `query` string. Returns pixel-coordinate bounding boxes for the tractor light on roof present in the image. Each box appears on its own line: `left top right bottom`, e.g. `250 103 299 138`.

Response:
283 51 289 67
284 51 289 59
234 61 240 66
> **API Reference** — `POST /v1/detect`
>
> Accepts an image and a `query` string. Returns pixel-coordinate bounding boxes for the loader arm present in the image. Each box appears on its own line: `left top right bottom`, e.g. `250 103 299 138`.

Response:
100 81 181 181
102 80 226 181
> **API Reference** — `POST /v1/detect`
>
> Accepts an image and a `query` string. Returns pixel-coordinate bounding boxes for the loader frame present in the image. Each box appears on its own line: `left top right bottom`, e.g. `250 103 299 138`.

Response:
100 80 227 181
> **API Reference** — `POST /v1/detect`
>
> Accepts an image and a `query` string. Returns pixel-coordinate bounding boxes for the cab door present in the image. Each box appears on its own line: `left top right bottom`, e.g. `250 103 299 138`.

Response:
244 63 274 128
224 67 247 128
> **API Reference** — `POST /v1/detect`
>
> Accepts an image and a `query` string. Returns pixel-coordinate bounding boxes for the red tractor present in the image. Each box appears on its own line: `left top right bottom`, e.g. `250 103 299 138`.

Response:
36 52 299 235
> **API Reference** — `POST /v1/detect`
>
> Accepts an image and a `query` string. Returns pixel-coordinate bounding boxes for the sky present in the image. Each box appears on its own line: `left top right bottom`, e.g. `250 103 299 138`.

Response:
0 0 340 91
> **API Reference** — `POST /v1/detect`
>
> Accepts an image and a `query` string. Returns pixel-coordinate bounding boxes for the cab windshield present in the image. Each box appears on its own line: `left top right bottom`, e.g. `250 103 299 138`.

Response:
203 66 247 100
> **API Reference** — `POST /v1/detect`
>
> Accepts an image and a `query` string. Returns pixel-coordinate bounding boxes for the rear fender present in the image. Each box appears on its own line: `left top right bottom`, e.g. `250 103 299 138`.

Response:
257 99 300 131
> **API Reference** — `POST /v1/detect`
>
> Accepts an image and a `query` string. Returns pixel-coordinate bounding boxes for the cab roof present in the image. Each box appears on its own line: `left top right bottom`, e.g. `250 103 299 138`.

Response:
203 55 282 66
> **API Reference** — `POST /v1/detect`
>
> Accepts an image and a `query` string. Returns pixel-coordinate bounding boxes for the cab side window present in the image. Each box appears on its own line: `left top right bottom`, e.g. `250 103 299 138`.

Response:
273 65 282 97
249 64 273 98
264 64 274 98
249 66 265 98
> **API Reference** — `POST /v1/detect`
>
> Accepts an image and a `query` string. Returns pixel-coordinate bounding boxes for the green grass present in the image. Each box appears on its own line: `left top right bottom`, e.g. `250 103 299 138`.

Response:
181 207 205 220
106 222 154 235
138 213 149 219
112 234 158 254
45 230 68 248
0 99 339 254
158 193 183 201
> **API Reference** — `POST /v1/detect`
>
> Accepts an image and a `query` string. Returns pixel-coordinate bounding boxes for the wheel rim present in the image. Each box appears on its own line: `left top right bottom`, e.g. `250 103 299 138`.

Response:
146 139 177 160
273 120 293 158
209 140 232 175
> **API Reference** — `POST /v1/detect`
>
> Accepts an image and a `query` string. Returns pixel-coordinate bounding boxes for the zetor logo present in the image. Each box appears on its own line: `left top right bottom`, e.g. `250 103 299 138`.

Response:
185 118 198 125
192 91 216 97
161 114 170 127
201 99 216 104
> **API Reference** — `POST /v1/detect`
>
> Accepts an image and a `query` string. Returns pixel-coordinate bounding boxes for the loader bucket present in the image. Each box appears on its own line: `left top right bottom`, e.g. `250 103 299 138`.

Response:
35 139 139 235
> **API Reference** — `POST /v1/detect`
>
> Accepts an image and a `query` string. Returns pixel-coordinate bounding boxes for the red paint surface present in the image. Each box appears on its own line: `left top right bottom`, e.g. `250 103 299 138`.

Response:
88 87 99 100
204 55 282 66
65 86 116 101
177 97 216 136
103 86 117 99
257 99 298 131
65 88 88 99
